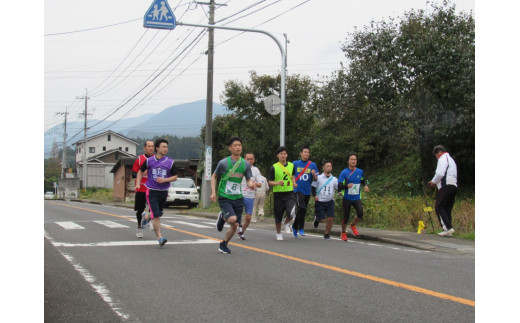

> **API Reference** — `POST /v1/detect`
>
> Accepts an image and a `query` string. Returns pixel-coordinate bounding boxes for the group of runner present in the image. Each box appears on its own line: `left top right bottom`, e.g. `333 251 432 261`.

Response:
212 137 369 254
130 136 457 252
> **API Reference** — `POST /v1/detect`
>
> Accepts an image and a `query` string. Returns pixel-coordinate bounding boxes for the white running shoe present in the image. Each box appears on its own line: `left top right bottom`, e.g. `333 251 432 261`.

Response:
438 228 455 236
136 228 143 238
276 233 283 241
149 220 154 231
285 224 292 234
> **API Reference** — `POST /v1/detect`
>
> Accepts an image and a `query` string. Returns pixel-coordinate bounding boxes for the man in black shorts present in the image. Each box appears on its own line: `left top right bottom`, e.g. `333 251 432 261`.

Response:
268 146 297 241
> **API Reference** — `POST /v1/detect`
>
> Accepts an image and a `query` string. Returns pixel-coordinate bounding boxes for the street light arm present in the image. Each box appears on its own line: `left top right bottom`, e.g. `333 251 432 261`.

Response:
177 21 287 146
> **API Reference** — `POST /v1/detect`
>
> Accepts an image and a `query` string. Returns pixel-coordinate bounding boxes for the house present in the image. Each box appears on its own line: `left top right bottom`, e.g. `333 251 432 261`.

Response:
111 157 200 202
74 130 138 189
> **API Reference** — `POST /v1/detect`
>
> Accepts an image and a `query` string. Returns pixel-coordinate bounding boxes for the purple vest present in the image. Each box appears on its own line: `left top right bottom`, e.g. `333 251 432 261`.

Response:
145 156 174 191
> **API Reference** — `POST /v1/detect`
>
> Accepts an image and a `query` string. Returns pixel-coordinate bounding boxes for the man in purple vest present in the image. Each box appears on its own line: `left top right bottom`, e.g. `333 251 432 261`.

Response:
135 138 178 246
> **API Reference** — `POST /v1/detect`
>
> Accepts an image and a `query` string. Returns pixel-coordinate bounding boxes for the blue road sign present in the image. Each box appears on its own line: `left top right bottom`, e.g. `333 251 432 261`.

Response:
144 0 176 29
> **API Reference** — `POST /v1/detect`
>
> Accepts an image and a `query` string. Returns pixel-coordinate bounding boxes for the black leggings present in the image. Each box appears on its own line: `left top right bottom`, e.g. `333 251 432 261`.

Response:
134 191 148 228
294 194 311 230
342 199 363 224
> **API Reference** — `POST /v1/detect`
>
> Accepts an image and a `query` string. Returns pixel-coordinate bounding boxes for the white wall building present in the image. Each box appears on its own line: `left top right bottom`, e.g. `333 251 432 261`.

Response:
74 131 138 189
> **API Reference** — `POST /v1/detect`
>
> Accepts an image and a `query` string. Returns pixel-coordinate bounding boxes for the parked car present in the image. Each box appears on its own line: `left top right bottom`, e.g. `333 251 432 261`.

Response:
44 191 55 199
165 178 199 208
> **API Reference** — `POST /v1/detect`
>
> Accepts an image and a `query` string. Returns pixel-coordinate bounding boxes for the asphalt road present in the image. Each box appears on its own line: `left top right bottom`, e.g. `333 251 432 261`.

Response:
44 200 475 322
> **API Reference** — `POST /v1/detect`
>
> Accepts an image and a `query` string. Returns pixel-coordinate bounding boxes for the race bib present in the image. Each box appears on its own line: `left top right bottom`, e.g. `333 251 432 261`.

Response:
225 181 241 195
348 184 360 195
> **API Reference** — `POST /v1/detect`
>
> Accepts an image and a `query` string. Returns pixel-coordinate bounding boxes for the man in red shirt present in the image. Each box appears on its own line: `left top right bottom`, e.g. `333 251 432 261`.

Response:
132 141 155 238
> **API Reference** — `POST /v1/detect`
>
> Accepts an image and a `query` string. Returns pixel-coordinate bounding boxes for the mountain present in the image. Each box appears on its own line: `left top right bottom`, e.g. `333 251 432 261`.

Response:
123 100 228 139
44 100 229 158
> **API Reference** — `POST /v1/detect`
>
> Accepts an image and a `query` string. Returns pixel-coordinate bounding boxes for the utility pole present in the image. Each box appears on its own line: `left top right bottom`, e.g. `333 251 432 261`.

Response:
196 0 226 208
55 107 69 178
77 89 90 193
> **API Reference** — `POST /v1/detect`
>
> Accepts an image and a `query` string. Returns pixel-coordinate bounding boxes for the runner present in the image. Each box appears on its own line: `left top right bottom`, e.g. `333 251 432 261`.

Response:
268 146 297 241
292 146 318 237
237 153 262 240
211 137 255 254
135 138 178 247
311 160 338 239
337 153 369 241
132 140 154 238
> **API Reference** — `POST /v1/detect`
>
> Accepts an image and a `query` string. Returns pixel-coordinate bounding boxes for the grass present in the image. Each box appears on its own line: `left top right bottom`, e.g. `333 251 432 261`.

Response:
81 188 475 240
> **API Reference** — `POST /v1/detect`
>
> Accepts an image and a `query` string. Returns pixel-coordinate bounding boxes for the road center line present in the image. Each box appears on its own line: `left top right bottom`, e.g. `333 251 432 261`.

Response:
49 202 475 307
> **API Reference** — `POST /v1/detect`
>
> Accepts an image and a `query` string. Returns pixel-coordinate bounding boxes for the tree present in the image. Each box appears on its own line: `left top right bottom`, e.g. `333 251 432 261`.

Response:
213 71 318 174
319 0 474 189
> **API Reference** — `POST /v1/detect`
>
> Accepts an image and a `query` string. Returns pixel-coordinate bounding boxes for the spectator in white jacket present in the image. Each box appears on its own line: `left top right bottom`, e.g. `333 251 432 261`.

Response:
428 145 458 236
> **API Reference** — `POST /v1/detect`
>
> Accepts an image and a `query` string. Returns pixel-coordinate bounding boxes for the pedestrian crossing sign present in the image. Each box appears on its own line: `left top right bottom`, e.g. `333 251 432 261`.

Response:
144 0 176 29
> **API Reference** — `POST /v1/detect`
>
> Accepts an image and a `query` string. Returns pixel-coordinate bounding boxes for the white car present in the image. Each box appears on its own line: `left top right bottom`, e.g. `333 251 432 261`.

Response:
165 178 199 208
44 191 55 199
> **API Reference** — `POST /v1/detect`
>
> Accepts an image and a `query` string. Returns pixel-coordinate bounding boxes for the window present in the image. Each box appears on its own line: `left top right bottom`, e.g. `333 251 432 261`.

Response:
108 134 111 141
125 147 129 152
103 146 106 151
119 147 122 151
89 147 95 153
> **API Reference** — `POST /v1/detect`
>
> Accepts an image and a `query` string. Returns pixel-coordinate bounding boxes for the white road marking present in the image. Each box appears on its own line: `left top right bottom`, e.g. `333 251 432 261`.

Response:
169 220 212 228
44 231 131 321
56 221 85 230
94 220 129 228
50 239 215 247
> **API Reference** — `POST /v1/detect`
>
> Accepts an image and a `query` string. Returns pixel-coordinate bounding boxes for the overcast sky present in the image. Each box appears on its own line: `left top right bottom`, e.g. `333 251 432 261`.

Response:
43 0 475 133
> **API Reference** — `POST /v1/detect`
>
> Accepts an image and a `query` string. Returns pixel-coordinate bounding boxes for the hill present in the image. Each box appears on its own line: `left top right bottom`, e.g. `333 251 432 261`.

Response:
44 100 229 158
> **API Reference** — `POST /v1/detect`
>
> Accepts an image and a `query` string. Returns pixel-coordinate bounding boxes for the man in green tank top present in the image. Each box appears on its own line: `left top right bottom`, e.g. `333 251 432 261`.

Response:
211 137 254 254
268 146 297 241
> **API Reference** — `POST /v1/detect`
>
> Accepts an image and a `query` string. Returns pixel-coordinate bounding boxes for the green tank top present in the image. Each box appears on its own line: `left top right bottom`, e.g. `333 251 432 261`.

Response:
218 157 246 200
273 162 294 193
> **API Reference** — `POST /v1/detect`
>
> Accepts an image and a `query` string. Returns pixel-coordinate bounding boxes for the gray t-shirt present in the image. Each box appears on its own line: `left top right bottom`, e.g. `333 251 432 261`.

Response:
214 157 253 180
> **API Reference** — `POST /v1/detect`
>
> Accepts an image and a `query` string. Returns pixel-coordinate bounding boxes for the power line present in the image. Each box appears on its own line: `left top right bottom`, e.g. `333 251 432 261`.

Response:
44 18 141 37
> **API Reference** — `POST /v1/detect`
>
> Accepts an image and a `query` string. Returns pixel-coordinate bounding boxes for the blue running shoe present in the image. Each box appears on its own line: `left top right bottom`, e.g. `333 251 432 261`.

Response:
141 216 149 230
158 237 167 246
299 229 305 236
292 226 298 238
219 241 231 254
216 211 225 232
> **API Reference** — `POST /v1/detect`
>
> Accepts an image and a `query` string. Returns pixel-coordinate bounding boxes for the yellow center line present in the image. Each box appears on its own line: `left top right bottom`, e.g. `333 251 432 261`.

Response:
49 202 475 307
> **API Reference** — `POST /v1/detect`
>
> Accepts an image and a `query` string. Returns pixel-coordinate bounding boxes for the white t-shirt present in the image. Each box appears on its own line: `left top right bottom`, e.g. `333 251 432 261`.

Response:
312 173 338 202
242 165 261 198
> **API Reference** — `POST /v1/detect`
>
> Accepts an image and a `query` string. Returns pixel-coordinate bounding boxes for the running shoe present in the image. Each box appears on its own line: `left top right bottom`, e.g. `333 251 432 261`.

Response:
341 232 348 241
276 233 283 241
350 224 359 236
216 211 225 232
285 223 292 234
299 229 305 236
141 217 150 230
438 228 455 236
323 234 331 240
219 241 231 254
158 237 167 246
238 232 246 240
149 220 154 231
136 228 143 238
292 227 298 238
313 216 319 228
